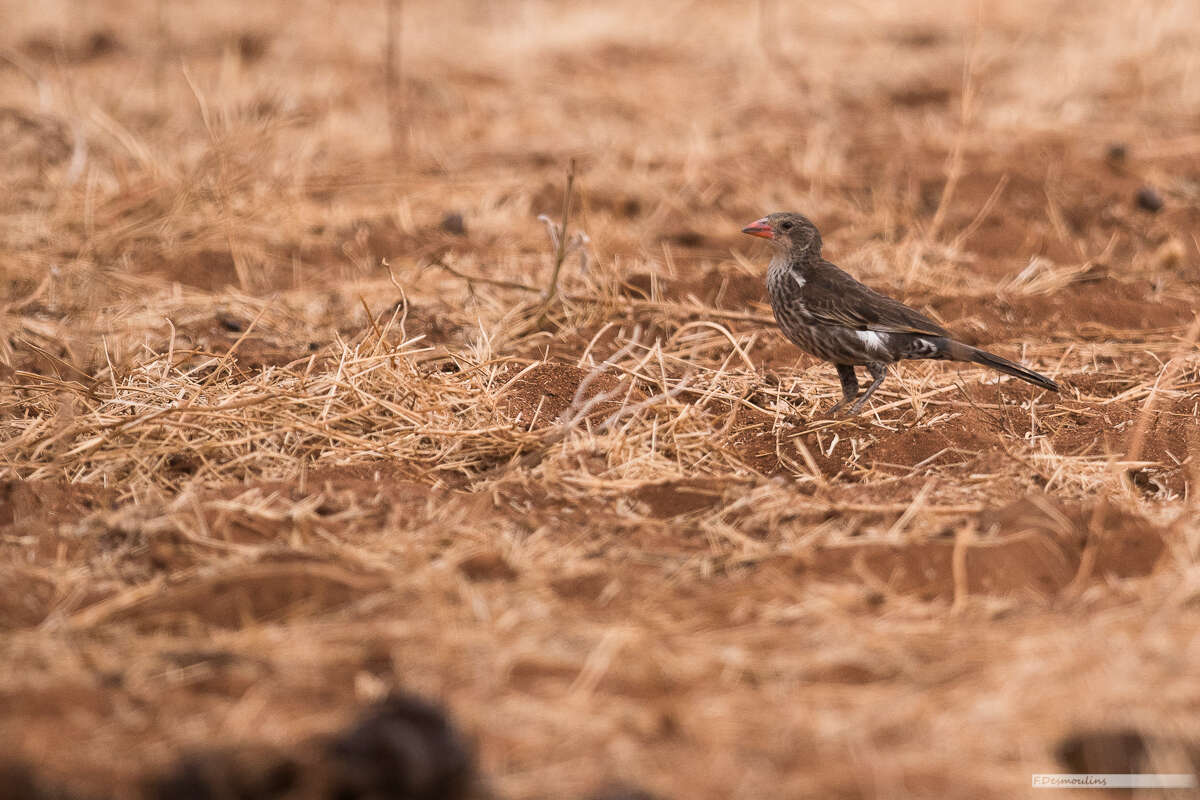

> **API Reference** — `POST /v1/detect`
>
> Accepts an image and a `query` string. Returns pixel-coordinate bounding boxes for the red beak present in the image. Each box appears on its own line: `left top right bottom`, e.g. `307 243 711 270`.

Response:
741 217 774 239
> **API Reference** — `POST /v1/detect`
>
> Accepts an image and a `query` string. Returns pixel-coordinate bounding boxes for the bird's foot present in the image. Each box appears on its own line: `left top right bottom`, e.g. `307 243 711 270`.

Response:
825 399 855 417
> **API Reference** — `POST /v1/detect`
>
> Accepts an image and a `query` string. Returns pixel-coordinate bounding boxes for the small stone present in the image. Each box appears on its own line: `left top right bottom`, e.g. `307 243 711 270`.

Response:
1105 142 1127 165
1135 186 1163 212
439 212 466 236
1057 729 1147 774
328 693 477 800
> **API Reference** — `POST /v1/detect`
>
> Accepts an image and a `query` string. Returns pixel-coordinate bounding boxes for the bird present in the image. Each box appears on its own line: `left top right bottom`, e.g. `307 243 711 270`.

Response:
741 212 1060 415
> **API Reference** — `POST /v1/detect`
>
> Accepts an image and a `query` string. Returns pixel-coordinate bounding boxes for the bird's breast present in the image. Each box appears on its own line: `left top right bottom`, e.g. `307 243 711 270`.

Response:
766 258 813 320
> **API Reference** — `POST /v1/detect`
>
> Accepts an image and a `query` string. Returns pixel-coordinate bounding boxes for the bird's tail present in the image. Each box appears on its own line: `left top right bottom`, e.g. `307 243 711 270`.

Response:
943 340 1060 392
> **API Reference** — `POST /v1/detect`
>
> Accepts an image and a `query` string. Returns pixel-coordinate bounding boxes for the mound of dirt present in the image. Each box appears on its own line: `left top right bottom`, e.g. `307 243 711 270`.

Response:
786 497 1166 602
632 479 730 518
497 363 645 429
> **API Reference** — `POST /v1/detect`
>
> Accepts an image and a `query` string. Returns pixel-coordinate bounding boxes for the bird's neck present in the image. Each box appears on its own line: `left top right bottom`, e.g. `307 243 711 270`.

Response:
767 251 791 279
771 249 816 275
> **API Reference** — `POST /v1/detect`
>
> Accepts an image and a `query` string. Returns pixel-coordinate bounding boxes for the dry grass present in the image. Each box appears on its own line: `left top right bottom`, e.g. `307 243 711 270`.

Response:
2 0 1200 797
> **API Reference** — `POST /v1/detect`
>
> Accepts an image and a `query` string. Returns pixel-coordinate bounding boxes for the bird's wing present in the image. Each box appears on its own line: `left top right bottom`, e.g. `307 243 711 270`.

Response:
803 260 950 336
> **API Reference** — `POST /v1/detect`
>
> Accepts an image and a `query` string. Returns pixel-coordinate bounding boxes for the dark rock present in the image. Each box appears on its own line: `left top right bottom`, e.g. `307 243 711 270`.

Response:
439 213 466 236
1135 186 1163 212
327 692 477 800
1057 729 1147 774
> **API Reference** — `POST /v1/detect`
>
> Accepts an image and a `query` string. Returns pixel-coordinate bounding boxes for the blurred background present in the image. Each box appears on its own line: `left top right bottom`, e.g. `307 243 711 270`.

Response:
5 0 1198 296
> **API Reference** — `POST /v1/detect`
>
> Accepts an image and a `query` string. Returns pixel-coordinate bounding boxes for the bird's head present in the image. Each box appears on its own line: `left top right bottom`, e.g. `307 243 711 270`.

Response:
741 212 822 261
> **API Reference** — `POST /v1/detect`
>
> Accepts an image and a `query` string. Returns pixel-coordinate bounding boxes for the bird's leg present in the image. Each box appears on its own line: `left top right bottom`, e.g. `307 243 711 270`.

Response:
848 362 887 414
827 364 859 415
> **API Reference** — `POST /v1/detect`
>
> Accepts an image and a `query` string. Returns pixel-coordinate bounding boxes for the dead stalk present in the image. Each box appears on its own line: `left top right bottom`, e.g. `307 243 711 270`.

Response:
540 159 577 316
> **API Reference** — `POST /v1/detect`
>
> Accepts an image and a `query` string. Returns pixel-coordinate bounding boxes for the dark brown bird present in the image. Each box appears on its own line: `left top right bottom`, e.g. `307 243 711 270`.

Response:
742 212 1060 414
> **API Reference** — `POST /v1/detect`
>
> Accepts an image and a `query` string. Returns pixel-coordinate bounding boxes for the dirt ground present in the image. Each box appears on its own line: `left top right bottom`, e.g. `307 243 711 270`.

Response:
2 0 1199 797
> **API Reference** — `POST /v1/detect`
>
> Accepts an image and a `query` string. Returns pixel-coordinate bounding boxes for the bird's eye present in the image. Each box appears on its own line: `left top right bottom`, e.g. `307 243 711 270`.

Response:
781 221 793 231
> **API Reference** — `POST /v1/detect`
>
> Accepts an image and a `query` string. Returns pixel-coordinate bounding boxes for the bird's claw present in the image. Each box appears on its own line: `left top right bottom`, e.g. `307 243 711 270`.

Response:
827 396 860 417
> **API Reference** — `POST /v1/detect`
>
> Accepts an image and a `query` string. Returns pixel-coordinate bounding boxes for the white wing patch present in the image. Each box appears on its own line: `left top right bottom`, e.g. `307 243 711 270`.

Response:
909 338 939 358
857 330 889 355
791 273 806 291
